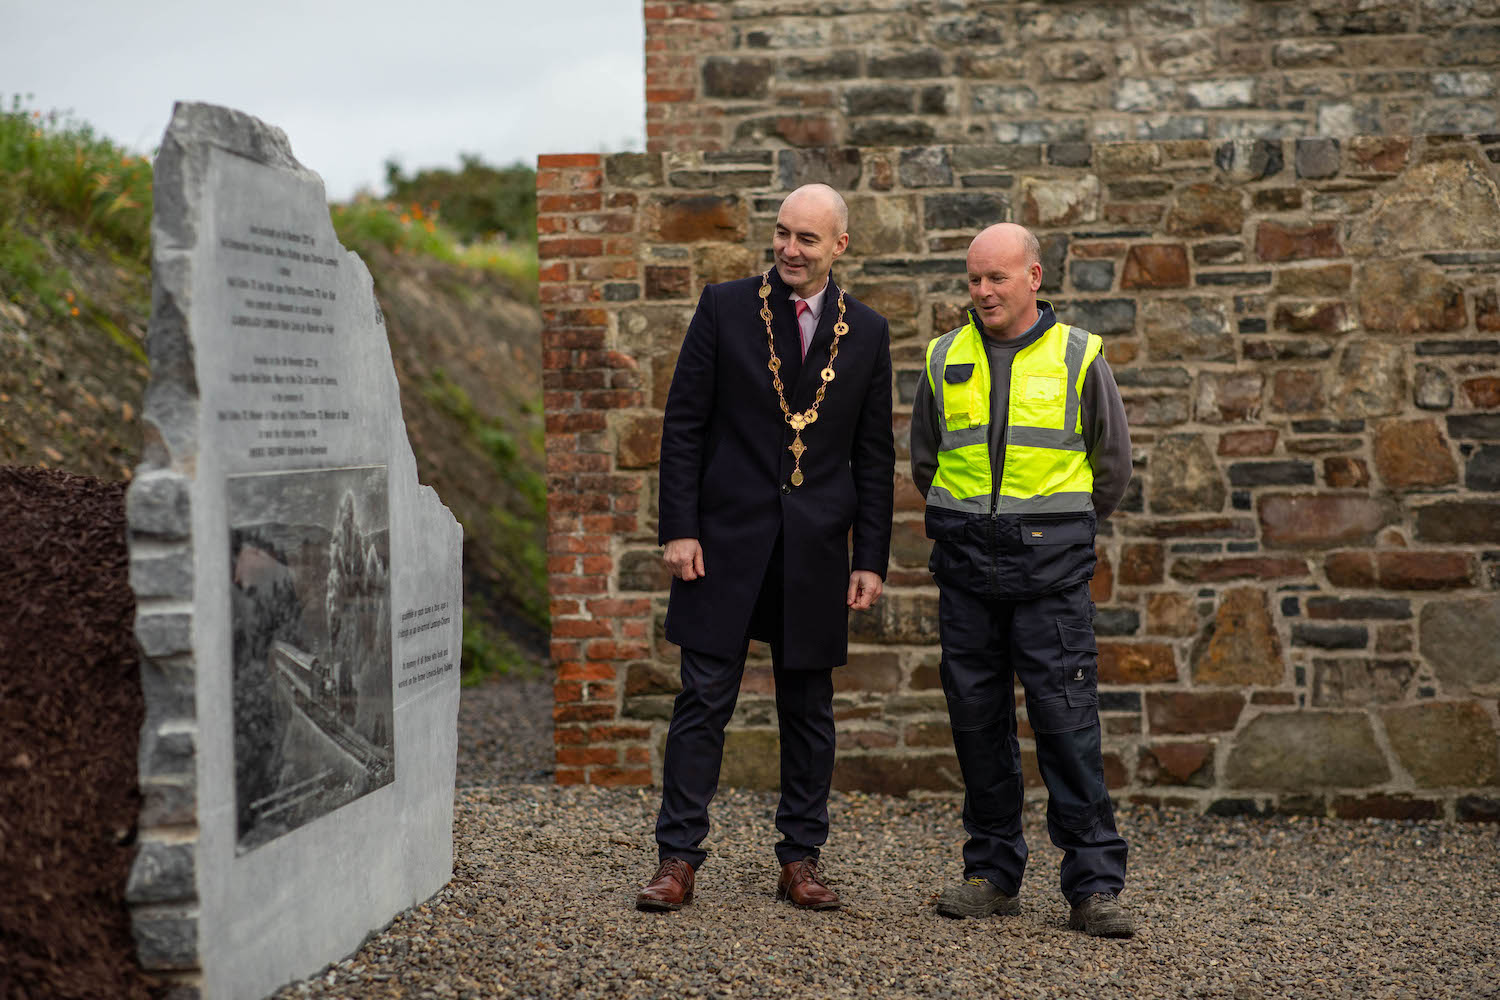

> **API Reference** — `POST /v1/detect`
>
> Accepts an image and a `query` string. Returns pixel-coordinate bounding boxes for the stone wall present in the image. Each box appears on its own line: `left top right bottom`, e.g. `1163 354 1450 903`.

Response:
644 0 1500 153
537 133 1500 819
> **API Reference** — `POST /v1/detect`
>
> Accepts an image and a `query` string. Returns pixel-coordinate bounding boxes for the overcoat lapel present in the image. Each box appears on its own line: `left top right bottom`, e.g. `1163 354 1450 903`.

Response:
791 275 841 407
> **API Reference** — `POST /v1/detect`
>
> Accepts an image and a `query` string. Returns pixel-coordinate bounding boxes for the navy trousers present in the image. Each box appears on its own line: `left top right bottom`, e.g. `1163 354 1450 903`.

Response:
654 641 836 869
938 580 1128 904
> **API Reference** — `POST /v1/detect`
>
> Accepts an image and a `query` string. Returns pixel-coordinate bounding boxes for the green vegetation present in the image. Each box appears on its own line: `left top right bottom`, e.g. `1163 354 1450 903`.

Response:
384 156 536 245
0 97 153 317
329 197 537 300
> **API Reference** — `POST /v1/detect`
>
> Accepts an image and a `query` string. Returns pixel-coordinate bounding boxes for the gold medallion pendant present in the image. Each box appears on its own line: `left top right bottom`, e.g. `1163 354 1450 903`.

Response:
760 270 849 489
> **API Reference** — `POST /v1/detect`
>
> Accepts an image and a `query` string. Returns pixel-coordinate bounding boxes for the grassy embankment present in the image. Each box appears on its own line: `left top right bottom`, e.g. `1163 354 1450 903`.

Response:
0 98 546 683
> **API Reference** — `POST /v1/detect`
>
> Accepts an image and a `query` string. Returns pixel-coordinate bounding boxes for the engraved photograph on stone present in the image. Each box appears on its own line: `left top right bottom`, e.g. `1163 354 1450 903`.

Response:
228 464 394 853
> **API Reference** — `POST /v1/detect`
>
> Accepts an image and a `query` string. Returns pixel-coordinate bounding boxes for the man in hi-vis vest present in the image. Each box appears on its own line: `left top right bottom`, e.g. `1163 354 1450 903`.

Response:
910 222 1135 938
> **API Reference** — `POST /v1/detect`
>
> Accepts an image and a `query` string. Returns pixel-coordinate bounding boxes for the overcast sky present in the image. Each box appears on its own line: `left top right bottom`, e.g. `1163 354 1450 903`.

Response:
5 0 645 200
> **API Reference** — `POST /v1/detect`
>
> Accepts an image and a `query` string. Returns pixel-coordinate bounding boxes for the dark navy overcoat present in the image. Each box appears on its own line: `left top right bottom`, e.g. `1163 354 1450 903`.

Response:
657 268 894 670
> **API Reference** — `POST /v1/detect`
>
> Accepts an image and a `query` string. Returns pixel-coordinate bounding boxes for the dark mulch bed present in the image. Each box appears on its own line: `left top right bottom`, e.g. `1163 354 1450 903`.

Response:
0 466 156 999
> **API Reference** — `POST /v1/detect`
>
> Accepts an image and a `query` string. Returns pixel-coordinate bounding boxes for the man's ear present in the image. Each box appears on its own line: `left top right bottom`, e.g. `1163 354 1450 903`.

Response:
833 232 850 259
1029 261 1043 291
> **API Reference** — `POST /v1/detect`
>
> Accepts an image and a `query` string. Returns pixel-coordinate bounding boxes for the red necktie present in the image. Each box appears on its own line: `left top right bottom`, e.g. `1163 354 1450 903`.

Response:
795 300 811 359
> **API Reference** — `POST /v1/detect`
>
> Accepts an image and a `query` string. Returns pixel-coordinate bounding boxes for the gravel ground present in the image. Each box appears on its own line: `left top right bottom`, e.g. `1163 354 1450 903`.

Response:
275 676 1500 1000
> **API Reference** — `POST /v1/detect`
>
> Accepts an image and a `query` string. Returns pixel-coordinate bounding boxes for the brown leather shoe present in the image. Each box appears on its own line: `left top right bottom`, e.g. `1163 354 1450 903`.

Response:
776 857 840 910
636 857 694 912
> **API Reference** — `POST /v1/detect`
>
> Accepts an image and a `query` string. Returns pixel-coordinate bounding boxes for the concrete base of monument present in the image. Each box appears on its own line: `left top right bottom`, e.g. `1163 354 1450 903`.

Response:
127 102 463 999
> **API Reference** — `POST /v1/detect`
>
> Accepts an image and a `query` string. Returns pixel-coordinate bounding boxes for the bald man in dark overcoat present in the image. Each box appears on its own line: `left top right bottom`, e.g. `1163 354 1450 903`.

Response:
636 184 895 912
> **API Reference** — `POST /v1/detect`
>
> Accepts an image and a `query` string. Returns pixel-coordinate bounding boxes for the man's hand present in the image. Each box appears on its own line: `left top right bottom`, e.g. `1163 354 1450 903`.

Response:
663 538 706 581
847 570 883 610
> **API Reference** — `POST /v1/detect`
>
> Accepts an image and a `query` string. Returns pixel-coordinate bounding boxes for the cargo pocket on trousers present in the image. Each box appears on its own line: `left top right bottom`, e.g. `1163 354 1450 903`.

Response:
1057 619 1099 710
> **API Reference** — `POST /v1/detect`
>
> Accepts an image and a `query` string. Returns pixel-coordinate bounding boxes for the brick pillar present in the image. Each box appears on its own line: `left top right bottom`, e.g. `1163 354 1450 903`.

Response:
644 2 728 152
537 153 654 786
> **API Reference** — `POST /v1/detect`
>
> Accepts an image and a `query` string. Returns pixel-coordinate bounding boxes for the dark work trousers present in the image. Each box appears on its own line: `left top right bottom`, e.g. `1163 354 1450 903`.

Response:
938 579 1128 904
654 641 836 869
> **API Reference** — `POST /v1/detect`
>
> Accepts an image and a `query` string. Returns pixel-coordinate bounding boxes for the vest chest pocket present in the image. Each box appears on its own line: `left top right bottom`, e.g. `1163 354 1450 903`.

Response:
942 363 980 430
1023 373 1064 402
944 363 975 384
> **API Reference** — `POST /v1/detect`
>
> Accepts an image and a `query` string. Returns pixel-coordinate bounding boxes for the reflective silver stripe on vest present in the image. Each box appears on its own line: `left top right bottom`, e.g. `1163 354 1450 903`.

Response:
1063 324 1088 437
1008 426 1085 451
925 483 990 514
996 491 1095 513
1004 324 1090 450
928 326 981 453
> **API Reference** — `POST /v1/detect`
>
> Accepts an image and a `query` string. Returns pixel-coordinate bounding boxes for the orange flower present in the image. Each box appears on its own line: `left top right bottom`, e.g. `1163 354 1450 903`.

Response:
70 307 79 316
399 213 411 224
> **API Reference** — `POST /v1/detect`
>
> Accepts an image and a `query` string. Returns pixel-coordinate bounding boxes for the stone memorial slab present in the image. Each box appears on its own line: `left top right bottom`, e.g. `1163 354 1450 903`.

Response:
126 102 462 999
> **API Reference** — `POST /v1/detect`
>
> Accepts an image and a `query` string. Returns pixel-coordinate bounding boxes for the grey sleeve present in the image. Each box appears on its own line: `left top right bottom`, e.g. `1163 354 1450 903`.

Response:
1081 353 1132 520
909 373 941 499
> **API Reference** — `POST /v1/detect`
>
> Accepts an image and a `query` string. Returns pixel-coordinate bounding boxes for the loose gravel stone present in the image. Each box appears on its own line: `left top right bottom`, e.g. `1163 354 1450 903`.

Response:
274 675 1500 1000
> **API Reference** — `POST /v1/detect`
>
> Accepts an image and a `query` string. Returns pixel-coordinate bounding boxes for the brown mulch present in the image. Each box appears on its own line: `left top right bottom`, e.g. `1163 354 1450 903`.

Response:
0 466 155 1000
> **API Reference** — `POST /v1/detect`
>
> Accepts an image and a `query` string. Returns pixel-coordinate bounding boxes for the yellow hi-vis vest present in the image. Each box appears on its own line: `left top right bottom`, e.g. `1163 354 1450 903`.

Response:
923 317 1103 516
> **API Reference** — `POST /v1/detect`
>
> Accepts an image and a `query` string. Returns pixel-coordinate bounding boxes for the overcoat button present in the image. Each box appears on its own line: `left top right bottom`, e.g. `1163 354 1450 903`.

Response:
781 483 791 495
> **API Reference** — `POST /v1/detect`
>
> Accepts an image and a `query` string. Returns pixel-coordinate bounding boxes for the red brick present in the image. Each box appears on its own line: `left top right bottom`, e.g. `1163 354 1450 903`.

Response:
1218 429 1279 456
557 747 618 766
551 575 608 595
588 598 654 617
590 725 652 742
536 216 568 236
538 237 605 259
548 555 577 574
554 726 588 745
554 768 586 785
625 747 652 765
545 412 608 434
587 640 652 661
537 261 570 282
590 767 653 787
538 153 602 168
558 661 617 681
551 598 581 616
554 680 583 703
554 704 617 723
583 682 616 701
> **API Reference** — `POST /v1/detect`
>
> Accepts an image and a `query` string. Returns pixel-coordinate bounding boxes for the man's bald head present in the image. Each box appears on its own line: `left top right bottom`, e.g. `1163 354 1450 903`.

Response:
966 222 1044 340
781 183 849 235
968 223 1041 270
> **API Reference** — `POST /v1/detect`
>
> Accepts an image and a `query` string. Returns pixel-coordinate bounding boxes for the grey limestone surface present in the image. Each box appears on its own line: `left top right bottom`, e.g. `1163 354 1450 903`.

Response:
127 101 461 1000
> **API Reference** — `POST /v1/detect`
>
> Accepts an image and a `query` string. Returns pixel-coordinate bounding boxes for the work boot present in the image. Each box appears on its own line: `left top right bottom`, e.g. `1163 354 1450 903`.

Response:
636 857 695 912
1068 892 1135 938
935 877 1021 918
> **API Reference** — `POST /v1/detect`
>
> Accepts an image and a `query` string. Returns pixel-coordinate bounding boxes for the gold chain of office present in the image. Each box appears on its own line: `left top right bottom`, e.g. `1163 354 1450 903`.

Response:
760 269 848 488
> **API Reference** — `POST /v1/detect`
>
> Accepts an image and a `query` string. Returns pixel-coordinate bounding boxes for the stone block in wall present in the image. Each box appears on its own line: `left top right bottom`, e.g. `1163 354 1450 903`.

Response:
1255 221 1342 262
644 193 748 243
1311 658 1415 707
1357 258 1468 334
1020 175 1102 226
1137 743 1215 787
1346 158 1500 257
1192 587 1283 686
777 148 863 191
1149 434 1226 514
1098 642 1178 683
1332 341 1406 419
849 593 940 645
1196 372 1265 424
1414 499 1500 544
1163 183 1246 236
1225 712 1390 790
846 194 922 255
1371 418 1459 490
1257 494 1398 548
835 652 902 694
1147 592 1200 636
1382 702 1500 788
1419 595 1500 693
1147 691 1244 734
1141 297 1234 362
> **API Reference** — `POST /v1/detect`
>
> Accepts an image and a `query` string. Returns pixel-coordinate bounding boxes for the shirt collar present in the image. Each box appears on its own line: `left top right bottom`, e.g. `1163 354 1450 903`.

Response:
789 280 829 319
